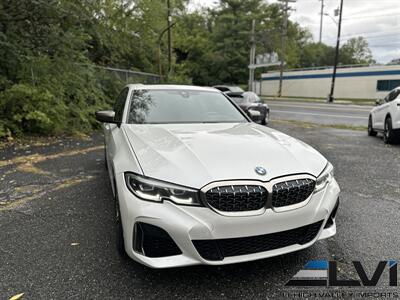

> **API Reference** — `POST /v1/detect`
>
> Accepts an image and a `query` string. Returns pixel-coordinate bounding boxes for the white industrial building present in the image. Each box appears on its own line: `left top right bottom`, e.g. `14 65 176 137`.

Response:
260 65 400 100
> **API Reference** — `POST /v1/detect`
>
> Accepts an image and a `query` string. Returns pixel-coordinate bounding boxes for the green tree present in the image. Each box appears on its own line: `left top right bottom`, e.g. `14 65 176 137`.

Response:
0 0 119 137
295 37 375 68
173 0 310 85
298 43 335 68
340 37 375 65
0 0 377 138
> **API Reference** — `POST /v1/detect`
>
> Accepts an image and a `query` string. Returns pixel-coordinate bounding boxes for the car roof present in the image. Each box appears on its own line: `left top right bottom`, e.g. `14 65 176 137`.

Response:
126 84 219 92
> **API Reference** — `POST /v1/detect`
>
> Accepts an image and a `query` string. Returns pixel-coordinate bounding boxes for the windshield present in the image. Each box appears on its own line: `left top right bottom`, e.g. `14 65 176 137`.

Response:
229 95 246 104
243 92 261 103
127 89 248 124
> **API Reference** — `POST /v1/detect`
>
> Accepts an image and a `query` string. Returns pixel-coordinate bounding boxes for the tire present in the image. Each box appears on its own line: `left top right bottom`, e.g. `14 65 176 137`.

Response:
261 111 269 126
104 147 108 170
383 116 396 144
367 115 377 137
114 184 127 257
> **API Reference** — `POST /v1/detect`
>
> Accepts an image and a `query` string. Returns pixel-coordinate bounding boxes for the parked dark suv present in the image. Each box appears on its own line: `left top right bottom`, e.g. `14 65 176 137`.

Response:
213 86 269 125
213 85 244 93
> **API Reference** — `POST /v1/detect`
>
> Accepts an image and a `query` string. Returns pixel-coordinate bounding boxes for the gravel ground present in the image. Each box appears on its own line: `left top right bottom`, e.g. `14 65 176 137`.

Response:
0 123 399 299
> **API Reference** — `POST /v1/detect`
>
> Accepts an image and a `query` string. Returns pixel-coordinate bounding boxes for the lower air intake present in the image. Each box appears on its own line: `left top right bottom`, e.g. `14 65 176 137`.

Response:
192 220 323 261
134 222 182 258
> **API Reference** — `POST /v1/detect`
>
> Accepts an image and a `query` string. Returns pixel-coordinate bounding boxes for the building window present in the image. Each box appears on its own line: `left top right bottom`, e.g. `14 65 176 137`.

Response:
377 80 400 91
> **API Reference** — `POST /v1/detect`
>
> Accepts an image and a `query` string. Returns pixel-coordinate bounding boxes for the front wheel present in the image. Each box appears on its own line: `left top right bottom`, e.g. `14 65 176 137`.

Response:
383 116 397 144
114 187 127 257
104 147 108 170
367 115 377 137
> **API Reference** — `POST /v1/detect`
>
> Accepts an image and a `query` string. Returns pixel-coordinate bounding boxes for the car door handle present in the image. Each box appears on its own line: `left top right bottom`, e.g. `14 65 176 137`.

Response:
397 103 400 107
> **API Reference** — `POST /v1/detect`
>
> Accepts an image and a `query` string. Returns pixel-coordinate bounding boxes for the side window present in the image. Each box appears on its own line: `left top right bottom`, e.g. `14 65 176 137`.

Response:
392 90 400 101
385 91 393 102
386 90 400 102
250 94 260 103
248 94 256 102
113 88 129 122
246 93 260 103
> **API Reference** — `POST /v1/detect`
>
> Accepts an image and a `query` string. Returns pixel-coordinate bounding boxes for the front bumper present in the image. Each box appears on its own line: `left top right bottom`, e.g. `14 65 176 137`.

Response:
116 174 340 268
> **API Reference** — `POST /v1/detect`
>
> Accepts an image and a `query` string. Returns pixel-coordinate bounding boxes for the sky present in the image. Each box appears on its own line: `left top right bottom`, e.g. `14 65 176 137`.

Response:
189 0 400 64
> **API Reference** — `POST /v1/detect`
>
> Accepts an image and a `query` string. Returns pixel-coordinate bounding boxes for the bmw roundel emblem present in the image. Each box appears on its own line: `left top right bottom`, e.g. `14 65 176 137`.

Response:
255 166 267 176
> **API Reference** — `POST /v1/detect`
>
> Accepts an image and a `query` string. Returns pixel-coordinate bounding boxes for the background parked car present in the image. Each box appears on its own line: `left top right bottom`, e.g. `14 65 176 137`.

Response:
368 87 400 144
226 91 270 125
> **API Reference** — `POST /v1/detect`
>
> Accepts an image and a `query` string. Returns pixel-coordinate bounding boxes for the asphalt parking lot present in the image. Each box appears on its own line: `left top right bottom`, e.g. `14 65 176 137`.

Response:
1 122 399 299
268 101 371 127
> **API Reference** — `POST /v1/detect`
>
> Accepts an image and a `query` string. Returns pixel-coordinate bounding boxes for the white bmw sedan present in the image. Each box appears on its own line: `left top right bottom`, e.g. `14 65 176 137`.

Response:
95 84 340 268
368 87 400 144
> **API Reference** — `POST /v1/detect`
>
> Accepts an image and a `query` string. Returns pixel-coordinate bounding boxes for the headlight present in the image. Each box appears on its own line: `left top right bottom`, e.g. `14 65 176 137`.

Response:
314 162 334 193
124 173 201 206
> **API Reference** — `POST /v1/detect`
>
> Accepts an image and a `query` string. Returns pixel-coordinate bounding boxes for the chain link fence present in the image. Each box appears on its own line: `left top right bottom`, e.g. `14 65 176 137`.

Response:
28 63 161 86
98 66 161 84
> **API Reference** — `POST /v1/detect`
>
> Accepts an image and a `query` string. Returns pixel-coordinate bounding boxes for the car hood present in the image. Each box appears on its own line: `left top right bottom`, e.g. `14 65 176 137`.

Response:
123 123 327 188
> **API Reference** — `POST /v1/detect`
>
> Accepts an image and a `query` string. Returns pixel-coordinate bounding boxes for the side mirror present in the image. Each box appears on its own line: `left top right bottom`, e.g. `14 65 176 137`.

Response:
95 110 116 123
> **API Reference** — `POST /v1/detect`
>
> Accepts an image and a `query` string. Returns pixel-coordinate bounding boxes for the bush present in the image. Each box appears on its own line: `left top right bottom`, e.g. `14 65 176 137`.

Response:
0 84 66 136
0 74 120 138
0 62 123 138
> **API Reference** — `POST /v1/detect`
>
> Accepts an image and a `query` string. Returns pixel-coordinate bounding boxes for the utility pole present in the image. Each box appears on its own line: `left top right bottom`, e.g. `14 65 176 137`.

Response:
277 0 296 97
319 0 324 43
167 0 172 75
248 19 256 92
157 22 176 76
328 0 344 103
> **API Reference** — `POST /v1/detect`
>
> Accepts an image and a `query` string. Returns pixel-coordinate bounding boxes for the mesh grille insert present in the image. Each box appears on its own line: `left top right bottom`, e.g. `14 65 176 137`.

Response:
205 185 268 212
272 178 315 208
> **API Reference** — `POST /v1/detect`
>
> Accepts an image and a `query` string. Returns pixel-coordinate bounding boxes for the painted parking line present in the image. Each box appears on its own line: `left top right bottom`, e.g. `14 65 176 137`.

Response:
272 110 368 119
266 100 373 108
268 103 372 112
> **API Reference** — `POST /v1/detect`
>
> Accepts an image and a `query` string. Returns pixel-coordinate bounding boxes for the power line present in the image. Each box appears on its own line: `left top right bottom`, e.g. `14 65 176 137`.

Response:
343 13 398 20
333 28 400 40
346 7 398 17
335 33 400 43
369 42 400 47
352 34 400 41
